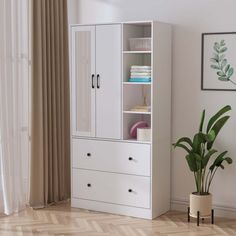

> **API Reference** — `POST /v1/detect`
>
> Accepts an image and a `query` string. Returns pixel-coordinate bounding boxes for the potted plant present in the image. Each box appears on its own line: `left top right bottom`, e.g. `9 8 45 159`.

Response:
173 105 233 223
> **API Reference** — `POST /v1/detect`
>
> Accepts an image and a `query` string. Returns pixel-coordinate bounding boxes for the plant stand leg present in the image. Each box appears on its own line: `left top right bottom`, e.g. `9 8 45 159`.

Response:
188 207 190 222
202 218 204 223
197 211 200 226
211 209 214 224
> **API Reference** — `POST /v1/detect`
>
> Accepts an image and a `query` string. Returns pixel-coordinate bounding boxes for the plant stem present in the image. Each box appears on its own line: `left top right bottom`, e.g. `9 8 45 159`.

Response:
207 167 218 193
197 169 201 194
229 79 236 85
201 167 206 193
194 172 198 192
205 170 211 193
201 144 206 193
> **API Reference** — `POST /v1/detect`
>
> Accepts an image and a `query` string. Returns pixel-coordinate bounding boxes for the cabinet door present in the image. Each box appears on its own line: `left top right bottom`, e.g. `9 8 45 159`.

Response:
95 24 122 139
71 26 96 137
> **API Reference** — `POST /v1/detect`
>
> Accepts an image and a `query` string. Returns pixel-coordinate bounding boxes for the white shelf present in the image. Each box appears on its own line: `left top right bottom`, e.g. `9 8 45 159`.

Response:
123 82 151 85
123 110 151 115
123 51 152 54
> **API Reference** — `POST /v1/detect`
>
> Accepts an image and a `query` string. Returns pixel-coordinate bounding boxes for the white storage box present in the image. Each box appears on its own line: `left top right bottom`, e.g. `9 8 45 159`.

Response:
129 38 151 51
137 127 151 142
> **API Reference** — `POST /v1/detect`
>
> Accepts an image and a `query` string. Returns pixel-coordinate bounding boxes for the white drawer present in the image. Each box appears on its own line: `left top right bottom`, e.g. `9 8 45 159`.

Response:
72 139 151 176
72 169 150 209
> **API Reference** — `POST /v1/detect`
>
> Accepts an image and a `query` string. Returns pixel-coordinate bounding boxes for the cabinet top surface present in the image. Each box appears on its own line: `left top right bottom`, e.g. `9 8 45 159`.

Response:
70 20 157 27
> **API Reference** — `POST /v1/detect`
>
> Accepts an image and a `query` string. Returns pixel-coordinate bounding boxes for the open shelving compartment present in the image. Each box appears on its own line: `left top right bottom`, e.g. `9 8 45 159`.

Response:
122 22 153 143
122 21 152 52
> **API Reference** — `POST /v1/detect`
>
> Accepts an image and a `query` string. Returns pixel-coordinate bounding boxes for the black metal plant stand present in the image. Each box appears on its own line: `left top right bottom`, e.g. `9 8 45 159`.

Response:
188 207 214 226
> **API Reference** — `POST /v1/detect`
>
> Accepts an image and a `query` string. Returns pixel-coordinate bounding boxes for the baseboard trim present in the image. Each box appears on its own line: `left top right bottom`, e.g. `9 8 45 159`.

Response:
71 198 153 219
171 198 236 219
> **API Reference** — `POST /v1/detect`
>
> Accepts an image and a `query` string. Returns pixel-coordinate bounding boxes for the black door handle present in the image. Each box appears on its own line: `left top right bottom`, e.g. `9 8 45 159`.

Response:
91 74 95 89
97 74 100 89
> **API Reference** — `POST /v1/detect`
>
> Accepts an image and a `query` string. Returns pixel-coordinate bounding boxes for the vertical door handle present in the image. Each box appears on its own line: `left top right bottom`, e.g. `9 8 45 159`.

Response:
91 74 95 89
97 74 100 89
92 74 95 88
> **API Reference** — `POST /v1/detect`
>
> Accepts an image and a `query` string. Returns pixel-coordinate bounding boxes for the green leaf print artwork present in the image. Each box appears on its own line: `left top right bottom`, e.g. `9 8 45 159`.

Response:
210 40 236 85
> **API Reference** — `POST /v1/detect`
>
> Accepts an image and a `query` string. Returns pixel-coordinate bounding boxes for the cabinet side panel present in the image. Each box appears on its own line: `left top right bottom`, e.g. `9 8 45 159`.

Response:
152 22 172 218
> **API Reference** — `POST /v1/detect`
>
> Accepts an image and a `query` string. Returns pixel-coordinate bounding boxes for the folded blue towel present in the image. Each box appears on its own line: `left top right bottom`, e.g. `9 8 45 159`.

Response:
128 77 151 82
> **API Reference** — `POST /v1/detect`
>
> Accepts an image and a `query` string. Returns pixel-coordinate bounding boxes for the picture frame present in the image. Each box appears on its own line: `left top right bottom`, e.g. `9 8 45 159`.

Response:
201 32 236 91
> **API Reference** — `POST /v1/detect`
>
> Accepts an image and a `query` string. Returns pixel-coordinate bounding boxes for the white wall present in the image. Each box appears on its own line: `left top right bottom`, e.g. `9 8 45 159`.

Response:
67 0 236 216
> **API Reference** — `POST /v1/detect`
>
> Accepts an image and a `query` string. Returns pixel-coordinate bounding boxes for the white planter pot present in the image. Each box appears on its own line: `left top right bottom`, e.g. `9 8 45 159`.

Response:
190 193 212 218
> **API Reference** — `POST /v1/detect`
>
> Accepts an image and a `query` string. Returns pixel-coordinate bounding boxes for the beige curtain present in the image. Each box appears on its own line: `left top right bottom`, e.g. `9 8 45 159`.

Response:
29 0 70 207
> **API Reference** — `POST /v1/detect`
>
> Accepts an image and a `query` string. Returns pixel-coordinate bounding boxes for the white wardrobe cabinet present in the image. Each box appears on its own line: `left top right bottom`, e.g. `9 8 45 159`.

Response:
70 21 172 219
71 24 121 139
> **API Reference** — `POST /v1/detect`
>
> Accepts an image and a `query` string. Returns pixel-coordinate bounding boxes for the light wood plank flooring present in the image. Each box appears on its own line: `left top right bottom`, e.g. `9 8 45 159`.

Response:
0 203 236 235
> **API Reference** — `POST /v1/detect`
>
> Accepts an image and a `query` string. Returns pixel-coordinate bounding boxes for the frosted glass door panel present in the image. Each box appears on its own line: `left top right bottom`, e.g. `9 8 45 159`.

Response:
71 26 95 137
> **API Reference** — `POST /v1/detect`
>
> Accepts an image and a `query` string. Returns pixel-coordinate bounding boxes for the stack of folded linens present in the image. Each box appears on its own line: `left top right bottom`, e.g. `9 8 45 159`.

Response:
128 65 151 82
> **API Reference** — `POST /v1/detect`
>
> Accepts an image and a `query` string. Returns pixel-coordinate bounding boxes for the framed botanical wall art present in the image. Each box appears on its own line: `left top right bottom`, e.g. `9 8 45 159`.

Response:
201 32 236 91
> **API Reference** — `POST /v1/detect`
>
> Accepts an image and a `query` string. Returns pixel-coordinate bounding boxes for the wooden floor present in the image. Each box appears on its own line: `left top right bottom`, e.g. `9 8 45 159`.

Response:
0 203 236 235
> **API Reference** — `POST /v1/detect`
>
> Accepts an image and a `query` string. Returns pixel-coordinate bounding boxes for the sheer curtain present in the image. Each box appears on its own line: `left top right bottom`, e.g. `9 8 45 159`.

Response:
0 0 30 215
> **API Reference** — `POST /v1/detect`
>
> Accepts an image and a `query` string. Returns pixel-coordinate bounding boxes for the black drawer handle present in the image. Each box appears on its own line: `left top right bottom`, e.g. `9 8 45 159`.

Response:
128 189 132 193
87 153 91 157
128 157 133 161
87 183 91 187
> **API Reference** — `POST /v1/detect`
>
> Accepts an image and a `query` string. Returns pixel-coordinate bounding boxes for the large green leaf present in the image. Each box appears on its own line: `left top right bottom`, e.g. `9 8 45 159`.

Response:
209 152 232 171
209 151 228 171
192 132 215 154
207 116 230 150
202 149 217 168
206 105 231 133
199 110 205 132
192 133 205 154
217 157 232 169
173 137 193 149
173 143 191 154
194 153 203 169
205 130 216 142
185 154 198 172
224 157 233 165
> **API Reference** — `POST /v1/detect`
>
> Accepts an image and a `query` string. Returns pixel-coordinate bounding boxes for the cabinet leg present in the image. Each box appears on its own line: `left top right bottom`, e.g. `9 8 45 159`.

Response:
211 209 214 224
188 207 190 222
197 211 200 226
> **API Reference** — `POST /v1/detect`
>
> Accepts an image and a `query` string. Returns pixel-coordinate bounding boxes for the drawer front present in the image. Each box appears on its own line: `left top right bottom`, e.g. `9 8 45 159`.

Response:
72 139 151 176
72 169 150 209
